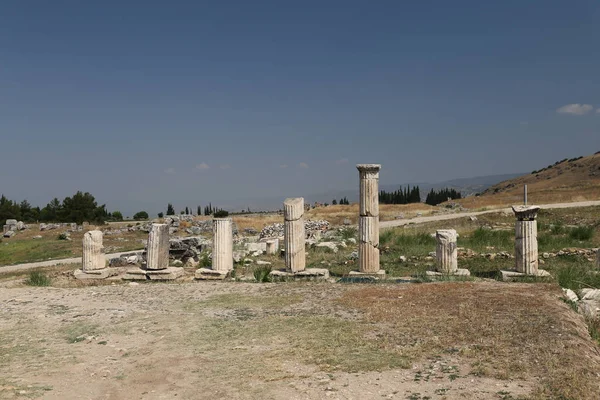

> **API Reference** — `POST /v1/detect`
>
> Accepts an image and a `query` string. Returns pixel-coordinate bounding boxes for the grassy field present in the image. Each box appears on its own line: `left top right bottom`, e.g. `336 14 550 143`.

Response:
0 225 148 266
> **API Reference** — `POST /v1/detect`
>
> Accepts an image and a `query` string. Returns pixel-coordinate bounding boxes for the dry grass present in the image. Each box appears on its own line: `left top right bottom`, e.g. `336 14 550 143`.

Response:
230 213 282 232
306 203 436 225
339 282 600 399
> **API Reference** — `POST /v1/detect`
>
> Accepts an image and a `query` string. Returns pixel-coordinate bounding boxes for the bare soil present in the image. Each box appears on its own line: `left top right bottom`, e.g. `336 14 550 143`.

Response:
1 278 599 399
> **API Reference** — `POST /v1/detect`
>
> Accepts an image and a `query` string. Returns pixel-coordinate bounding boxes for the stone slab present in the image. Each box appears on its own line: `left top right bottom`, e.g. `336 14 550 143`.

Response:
348 270 386 278
74 268 118 280
195 268 229 280
269 268 330 280
425 268 471 277
123 267 184 281
500 269 550 281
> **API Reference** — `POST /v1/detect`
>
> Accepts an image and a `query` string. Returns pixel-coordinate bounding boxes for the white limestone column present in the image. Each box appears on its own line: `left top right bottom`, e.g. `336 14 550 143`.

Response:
436 229 458 273
284 198 305 273
213 218 233 272
82 230 105 271
512 206 540 275
357 164 381 273
147 223 170 270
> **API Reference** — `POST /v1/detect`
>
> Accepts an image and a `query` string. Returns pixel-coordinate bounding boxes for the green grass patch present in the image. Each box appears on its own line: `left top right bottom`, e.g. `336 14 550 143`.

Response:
0 239 74 266
59 322 101 344
25 271 51 287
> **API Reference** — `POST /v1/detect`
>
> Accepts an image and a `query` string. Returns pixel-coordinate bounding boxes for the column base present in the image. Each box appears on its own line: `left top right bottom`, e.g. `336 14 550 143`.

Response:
74 268 119 280
426 269 471 277
500 269 551 281
123 267 184 281
349 270 386 277
269 268 330 280
195 268 230 280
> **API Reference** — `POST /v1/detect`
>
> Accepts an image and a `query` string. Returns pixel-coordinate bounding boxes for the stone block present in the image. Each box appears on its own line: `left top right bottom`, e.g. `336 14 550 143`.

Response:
74 268 118 280
195 268 229 280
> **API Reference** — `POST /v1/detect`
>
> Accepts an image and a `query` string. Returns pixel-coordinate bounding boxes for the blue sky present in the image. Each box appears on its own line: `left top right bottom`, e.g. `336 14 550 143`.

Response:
1 1 599 216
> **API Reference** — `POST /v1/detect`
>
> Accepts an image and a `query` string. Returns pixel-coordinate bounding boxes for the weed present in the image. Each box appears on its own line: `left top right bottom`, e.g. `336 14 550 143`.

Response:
569 225 594 241
25 271 51 286
339 227 357 240
253 266 272 282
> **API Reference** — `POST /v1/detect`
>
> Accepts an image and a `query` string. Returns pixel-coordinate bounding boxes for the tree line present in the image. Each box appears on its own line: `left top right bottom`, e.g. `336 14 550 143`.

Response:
0 192 112 224
379 185 421 204
424 188 462 206
331 197 350 205
160 203 228 218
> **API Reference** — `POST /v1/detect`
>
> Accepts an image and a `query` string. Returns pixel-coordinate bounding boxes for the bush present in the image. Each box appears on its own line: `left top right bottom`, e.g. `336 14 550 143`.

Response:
111 211 123 221
133 211 149 220
253 266 272 282
340 227 357 240
214 210 229 218
25 271 51 286
57 232 70 241
569 226 594 241
158 212 164 218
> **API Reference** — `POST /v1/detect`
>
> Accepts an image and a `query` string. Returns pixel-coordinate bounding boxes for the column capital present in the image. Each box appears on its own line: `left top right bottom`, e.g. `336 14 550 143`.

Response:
512 205 540 221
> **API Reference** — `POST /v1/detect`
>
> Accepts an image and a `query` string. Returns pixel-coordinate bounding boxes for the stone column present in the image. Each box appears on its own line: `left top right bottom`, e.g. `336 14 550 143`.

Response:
147 223 170 270
512 206 540 274
82 230 105 271
436 229 458 273
284 198 305 273
357 164 381 273
212 218 233 272
266 239 279 255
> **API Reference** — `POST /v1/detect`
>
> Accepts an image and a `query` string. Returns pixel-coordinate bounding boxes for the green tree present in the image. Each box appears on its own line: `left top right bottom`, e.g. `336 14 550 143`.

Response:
332 199 337 205
112 211 123 221
158 212 164 218
185 206 189 215
133 211 149 220
167 203 175 215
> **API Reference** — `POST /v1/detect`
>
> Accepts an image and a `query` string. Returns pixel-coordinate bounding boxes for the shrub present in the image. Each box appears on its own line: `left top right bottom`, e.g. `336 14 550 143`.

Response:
158 212 164 218
253 266 272 282
57 232 70 241
25 271 51 286
340 227 357 240
214 210 229 218
569 226 594 241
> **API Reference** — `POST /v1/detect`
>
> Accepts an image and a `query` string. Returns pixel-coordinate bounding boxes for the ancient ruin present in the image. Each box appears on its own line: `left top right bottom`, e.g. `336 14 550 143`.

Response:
75 230 117 279
427 229 470 277
352 164 384 276
501 205 550 280
265 239 279 255
124 224 184 280
284 198 306 273
196 218 233 280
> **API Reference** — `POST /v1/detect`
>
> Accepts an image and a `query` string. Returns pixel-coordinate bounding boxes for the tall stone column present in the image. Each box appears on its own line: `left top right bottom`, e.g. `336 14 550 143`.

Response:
82 230 105 271
436 229 457 273
284 198 305 273
357 164 381 273
147 224 170 270
512 206 540 275
212 218 233 272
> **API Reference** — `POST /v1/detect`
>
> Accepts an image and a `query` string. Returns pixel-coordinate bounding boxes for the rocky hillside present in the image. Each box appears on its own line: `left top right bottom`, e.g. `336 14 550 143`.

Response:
459 152 600 207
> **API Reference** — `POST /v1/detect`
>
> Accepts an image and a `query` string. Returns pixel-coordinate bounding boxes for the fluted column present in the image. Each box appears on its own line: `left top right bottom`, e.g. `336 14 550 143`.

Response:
436 229 458 273
213 218 233 272
82 230 105 271
357 164 381 273
512 206 540 275
147 223 169 270
284 198 305 273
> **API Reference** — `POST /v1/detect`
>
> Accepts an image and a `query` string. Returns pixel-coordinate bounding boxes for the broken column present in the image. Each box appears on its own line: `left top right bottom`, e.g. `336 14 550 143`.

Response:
436 229 458 273
124 223 184 280
195 218 233 280
355 164 382 275
265 239 279 255
428 229 470 277
284 198 306 273
501 206 549 280
75 230 117 279
267 197 328 280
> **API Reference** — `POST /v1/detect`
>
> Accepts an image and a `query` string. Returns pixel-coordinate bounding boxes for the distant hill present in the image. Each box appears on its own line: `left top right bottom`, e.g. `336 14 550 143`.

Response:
457 152 600 208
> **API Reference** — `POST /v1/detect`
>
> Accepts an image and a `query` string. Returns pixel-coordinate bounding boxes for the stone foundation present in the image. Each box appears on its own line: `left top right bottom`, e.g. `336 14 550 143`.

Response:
123 267 184 281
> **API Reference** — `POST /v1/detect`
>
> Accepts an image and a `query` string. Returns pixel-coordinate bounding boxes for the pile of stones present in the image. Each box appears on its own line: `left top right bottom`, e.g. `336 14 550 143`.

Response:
40 222 78 231
259 220 330 239
3 219 29 237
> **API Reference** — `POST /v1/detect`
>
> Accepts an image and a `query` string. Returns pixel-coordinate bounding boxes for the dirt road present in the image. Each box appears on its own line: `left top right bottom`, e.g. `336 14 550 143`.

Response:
380 199 600 229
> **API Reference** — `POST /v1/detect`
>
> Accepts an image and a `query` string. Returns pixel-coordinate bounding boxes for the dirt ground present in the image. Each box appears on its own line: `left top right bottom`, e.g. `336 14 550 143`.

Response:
1 277 599 400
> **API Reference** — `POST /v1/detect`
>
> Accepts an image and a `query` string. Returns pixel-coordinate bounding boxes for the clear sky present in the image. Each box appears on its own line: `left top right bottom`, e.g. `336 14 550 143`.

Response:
1 1 599 216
